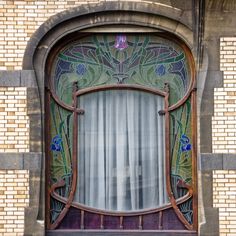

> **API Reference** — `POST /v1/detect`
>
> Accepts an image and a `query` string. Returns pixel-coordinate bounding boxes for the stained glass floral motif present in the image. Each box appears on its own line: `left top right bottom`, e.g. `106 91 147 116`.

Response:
76 64 86 76
180 134 192 152
170 98 193 224
52 34 191 106
50 135 62 152
155 64 166 76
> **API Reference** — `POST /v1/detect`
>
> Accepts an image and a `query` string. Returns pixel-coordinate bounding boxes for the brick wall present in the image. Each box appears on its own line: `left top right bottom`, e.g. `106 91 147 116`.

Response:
0 86 29 235
211 37 236 236
213 170 236 236
0 0 96 70
0 170 29 236
0 87 29 153
212 37 236 153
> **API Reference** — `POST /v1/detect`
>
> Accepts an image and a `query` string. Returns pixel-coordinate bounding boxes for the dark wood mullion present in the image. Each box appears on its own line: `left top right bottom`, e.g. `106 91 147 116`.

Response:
47 80 84 114
76 84 166 97
158 211 163 230
45 88 51 229
138 215 143 230
119 216 124 229
100 215 104 229
81 210 85 229
51 189 192 216
191 88 198 230
47 85 74 112
168 42 196 112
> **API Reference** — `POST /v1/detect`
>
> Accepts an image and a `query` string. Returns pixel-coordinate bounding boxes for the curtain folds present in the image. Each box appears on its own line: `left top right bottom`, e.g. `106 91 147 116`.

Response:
75 90 168 211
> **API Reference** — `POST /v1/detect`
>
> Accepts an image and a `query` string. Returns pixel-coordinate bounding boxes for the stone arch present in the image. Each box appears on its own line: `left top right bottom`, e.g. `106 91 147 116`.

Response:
23 2 196 235
23 1 194 71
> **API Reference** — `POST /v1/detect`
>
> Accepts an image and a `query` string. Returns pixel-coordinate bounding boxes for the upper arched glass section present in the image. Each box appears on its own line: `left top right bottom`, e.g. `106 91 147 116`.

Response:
51 34 192 106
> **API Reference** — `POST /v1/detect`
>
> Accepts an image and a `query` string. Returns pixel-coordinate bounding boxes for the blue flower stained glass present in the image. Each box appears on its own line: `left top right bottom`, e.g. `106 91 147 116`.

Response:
155 65 166 76
50 135 62 152
76 64 86 76
180 134 192 152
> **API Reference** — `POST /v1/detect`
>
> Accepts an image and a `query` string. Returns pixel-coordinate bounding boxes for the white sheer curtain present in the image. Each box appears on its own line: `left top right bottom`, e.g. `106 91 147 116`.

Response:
74 90 168 211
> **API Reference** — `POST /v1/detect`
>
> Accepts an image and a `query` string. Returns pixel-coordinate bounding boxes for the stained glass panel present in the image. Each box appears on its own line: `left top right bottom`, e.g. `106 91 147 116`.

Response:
52 34 191 106
49 99 73 224
170 98 193 224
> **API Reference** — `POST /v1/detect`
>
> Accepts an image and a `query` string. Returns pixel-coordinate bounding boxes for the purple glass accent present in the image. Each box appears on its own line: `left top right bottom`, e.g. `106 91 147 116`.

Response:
114 35 128 50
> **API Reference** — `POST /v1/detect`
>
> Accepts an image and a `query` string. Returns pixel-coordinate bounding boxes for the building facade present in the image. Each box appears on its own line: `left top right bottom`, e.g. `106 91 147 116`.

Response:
0 0 236 235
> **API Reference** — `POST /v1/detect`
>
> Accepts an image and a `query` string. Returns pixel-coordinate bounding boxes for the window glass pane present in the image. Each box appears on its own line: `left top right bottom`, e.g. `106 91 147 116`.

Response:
75 90 168 211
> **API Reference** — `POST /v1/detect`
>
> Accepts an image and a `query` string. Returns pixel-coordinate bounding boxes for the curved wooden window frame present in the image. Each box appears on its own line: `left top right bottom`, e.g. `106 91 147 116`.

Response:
45 33 197 232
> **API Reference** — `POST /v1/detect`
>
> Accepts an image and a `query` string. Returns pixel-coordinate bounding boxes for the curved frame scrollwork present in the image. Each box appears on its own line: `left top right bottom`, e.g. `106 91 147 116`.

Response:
46 33 197 231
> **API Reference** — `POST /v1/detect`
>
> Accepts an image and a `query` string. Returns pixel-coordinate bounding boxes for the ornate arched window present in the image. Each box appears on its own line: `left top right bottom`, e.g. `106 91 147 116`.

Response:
46 33 197 233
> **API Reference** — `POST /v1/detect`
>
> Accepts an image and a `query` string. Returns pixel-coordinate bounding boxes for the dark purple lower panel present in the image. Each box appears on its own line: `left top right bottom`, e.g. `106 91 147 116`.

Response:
123 216 139 229
58 207 81 229
57 207 186 230
84 211 100 229
47 230 197 236
162 208 185 230
143 213 159 230
103 215 120 229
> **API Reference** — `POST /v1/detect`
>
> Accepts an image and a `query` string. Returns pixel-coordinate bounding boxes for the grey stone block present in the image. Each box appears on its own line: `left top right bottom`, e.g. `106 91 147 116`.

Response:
175 23 194 47
223 154 236 170
200 153 223 170
170 0 193 10
199 208 219 236
27 87 41 115
201 170 214 206
159 17 178 33
208 70 223 88
23 153 42 170
0 153 43 170
21 70 37 87
0 153 24 169
24 169 45 236
200 116 212 153
29 114 42 152
24 207 45 236
0 71 21 86
199 170 219 236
